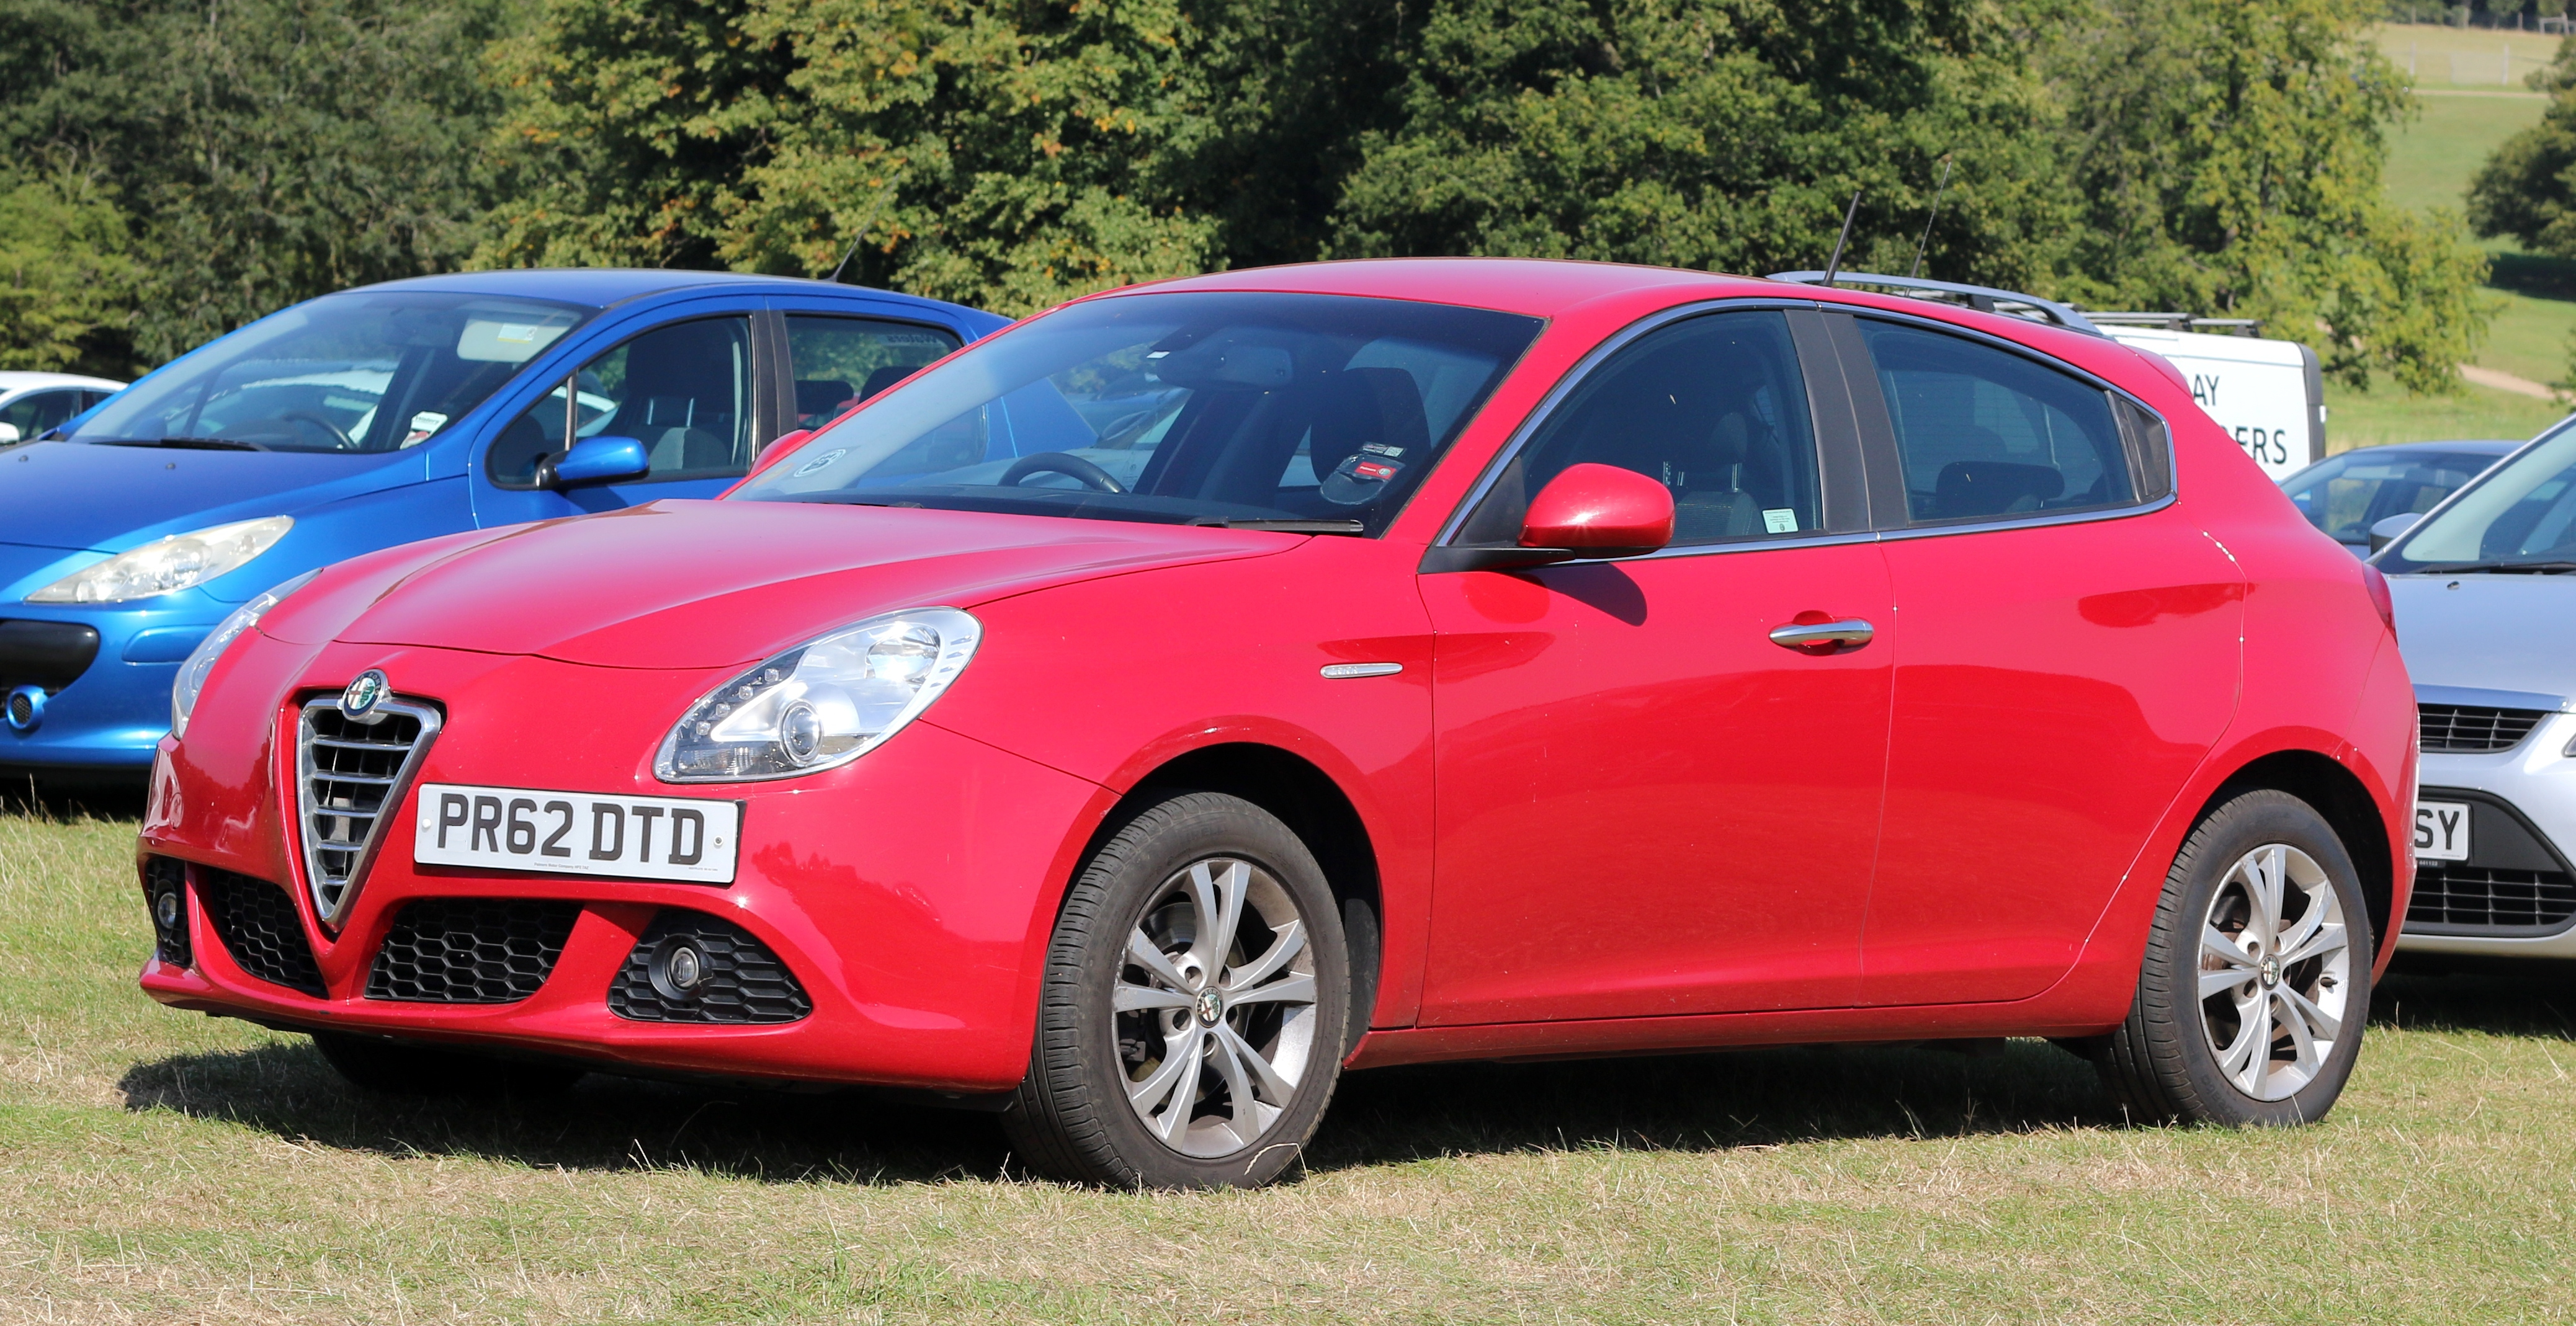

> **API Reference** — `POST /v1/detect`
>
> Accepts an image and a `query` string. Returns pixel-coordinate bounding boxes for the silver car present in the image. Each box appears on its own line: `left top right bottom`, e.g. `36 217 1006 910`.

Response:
2371 420 2576 959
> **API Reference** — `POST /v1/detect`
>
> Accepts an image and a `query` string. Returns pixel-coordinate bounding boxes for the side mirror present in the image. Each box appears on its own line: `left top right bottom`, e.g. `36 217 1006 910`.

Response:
537 435 648 489
741 428 813 483
0 423 20 444
1421 463 1676 572
2368 511 2422 554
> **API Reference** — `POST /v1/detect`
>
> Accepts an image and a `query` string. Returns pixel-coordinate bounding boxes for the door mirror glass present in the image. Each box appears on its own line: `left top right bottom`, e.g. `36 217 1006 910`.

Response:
540 435 649 488
0 423 19 444
1521 462 1675 555
2368 510 2423 553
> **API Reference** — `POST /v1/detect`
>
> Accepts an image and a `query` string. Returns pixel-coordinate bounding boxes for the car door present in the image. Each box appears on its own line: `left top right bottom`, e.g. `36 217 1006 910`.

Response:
1415 305 1895 1025
473 307 776 524
1836 312 2245 1006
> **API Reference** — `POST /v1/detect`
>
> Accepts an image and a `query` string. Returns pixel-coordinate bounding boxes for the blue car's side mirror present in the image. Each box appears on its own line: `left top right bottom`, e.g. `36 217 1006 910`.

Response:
539 435 650 489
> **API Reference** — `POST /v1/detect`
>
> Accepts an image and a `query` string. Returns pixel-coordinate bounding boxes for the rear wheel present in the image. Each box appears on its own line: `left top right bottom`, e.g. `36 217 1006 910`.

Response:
311 1031 586 1098
2094 790 2371 1126
1003 791 1349 1189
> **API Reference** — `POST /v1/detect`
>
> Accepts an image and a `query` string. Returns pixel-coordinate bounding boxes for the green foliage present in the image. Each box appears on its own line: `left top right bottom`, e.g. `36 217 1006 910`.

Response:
0 0 510 367
2047 0 2489 393
0 170 141 374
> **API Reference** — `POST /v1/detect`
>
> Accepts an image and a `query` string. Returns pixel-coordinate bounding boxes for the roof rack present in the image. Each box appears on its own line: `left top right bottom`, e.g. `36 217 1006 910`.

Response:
2080 311 2265 337
1768 270 2103 337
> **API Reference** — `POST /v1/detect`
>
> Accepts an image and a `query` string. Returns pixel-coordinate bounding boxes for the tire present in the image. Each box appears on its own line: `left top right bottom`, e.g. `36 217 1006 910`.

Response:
1003 790 1351 1189
311 1031 586 1098
2094 789 2373 1126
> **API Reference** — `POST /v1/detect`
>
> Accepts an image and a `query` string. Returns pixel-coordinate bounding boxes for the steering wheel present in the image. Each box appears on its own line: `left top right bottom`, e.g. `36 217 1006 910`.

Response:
999 451 1125 494
276 410 356 450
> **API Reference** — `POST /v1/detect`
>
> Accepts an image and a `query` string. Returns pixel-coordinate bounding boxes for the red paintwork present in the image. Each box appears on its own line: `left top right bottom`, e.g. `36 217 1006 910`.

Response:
1521 463 1676 550
140 258 2410 1095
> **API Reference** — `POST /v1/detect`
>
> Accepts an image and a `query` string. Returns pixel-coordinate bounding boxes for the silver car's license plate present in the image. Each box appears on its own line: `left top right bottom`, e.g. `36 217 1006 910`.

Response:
2414 800 2472 863
412 782 741 884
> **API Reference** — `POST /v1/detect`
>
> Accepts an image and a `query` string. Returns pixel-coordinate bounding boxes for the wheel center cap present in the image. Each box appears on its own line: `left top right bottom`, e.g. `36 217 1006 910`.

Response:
1194 989 1224 1026
2260 956 2281 989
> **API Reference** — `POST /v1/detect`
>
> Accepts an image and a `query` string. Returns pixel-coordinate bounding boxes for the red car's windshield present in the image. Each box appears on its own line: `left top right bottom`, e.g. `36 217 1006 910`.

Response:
731 291 1542 536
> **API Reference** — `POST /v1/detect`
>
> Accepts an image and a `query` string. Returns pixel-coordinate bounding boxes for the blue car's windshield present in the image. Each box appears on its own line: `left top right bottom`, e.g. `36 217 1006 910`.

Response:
731 291 1542 535
65 291 591 454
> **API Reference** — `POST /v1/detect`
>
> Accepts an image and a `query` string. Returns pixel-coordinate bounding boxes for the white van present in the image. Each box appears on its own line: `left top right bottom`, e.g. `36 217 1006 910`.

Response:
1771 273 2327 483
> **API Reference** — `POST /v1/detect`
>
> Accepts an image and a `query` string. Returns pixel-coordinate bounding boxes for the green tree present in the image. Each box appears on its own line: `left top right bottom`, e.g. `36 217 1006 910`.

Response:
1 0 509 366
2049 0 2489 393
0 169 142 373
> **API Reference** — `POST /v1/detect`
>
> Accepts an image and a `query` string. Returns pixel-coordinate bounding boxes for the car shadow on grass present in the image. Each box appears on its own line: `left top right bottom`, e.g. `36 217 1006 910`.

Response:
119 1033 2136 1185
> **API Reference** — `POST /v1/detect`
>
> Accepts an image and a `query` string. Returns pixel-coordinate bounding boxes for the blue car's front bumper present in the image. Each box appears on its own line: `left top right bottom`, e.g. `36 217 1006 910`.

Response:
1 598 218 775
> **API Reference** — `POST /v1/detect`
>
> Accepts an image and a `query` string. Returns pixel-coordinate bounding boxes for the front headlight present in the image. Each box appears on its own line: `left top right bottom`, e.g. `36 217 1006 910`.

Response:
29 516 293 603
655 607 982 783
171 569 318 738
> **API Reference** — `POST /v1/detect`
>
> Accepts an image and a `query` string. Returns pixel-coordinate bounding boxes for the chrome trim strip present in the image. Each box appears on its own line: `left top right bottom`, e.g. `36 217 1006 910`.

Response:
1871 492 2180 543
2416 684 2574 715
295 695 442 932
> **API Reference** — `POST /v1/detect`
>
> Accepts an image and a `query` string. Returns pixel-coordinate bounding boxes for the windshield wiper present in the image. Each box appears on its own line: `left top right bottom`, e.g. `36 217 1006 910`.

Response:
1187 517 1366 534
2413 559 2576 575
89 436 269 452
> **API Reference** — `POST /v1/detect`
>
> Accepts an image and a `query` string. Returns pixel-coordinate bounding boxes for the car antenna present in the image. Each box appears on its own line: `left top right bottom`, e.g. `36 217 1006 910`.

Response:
826 174 903 285
1822 189 1863 285
1908 156 1953 279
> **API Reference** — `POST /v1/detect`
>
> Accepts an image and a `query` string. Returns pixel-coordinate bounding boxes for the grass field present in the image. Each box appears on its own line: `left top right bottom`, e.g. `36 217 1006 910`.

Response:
9 808 2576 1323
2375 20 2562 88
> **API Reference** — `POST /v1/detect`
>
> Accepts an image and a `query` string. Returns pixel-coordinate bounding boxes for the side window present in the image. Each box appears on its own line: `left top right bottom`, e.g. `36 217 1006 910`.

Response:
1 391 83 439
1856 319 2138 525
490 317 754 487
786 316 962 429
1457 310 1822 546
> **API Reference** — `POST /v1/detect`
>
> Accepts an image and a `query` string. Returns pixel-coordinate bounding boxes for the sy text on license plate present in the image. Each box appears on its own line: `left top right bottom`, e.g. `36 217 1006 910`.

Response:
413 783 740 884
2413 799 2472 863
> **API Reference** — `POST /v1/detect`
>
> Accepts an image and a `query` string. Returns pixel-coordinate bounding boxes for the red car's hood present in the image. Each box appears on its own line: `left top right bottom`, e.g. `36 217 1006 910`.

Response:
262 500 1294 670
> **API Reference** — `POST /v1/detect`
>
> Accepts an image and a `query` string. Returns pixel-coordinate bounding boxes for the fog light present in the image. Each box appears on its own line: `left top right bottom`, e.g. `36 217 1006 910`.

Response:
154 888 181 929
4 685 43 733
650 938 707 1000
141 857 191 969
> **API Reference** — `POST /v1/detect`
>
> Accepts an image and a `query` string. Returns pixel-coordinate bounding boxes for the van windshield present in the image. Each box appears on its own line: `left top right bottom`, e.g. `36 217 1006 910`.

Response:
65 292 591 454
2380 425 2576 573
731 291 1542 535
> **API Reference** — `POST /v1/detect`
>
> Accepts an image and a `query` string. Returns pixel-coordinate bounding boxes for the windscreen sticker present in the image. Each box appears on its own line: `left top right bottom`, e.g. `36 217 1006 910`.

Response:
400 412 449 448
1360 443 1405 458
1762 508 1799 534
793 448 847 478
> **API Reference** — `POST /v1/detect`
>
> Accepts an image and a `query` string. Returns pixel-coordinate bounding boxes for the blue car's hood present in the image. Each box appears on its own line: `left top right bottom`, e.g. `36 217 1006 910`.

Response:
0 441 431 551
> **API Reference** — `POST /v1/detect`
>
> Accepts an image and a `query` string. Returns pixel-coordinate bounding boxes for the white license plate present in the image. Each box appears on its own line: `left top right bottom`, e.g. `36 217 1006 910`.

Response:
2414 800 2472 863
412 783 740 884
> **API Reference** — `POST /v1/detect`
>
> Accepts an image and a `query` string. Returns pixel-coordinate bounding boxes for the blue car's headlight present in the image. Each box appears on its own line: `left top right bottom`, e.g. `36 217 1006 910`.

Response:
29 516 293 603
655 608 982 783
171 569 318 738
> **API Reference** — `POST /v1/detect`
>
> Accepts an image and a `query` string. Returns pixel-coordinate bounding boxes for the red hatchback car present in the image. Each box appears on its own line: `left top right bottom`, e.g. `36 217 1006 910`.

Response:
140 260 2413 1188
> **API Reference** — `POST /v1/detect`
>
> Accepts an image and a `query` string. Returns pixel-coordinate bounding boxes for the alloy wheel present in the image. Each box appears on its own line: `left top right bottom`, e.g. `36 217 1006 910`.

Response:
2195 842 2352 1101
1112 855 1320 1157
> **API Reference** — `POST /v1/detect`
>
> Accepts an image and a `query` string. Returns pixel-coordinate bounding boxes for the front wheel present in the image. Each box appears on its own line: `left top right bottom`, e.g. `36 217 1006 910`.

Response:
1003 791 1349 1188
2093 789 2373 1126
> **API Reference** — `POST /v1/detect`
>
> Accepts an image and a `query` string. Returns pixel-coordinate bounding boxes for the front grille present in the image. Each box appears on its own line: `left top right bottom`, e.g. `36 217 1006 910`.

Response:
2419 704 2548 753
196 869 326 996
141 856 190 968
2408 862 2576 934
297 696 441 927
366 898 581 1003
609 911 812 1025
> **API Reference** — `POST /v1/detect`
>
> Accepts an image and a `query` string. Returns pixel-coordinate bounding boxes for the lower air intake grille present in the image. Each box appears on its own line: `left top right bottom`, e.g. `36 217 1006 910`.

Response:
2418 705 2548 753
609 911 812 1025
197 870 326 996
365 899 581 1003
2407 862 2576 934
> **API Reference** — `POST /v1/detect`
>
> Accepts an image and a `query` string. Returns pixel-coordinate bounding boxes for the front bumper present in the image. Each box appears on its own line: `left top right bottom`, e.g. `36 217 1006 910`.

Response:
2398 710 2576 959
139 636 1105 1092
1 598 221 773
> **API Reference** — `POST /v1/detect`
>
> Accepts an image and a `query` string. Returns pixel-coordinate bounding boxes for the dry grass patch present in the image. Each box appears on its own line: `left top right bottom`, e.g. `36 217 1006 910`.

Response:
5 807 2575 1323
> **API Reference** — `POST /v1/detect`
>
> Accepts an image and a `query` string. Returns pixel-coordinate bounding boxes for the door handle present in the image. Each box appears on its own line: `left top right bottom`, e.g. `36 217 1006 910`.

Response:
1768 618 1875 652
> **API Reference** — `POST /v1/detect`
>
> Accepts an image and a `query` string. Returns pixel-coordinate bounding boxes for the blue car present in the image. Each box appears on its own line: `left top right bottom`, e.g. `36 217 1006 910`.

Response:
0 269 1005 783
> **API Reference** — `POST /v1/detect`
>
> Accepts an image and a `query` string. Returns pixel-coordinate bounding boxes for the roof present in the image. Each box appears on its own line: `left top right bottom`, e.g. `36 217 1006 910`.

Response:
1127 258 1777 318
0 371 123 393
344 267 955 311
2342 438 2522 456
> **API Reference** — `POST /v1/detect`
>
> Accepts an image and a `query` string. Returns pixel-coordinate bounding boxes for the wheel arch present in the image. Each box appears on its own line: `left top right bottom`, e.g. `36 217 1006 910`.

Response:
2198 749 2394 958
1113 742 1385 1054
